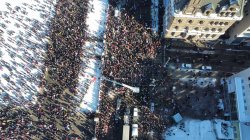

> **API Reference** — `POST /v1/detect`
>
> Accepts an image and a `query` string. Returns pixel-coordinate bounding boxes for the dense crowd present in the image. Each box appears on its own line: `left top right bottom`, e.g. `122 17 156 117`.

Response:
102 4 161 86
97 0 162 139
1 0 96 139
0 0 230 139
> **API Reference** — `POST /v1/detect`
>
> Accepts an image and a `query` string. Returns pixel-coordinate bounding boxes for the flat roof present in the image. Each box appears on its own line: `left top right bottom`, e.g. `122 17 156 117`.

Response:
239 122 250 140
234 77 250 122
172 113 183 123
122 125 130 140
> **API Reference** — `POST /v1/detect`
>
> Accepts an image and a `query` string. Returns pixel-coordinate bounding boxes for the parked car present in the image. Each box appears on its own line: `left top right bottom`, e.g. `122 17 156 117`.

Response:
115 112 120 122
116 98 121 110
133 107 138 122
124 115 129 124
201 66 212 70
131 124 138 138
125 107 130 115
181 63 192 69
150 102 155 113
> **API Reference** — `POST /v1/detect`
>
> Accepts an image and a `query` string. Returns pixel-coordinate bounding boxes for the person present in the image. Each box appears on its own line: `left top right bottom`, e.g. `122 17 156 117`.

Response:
0 0 95 139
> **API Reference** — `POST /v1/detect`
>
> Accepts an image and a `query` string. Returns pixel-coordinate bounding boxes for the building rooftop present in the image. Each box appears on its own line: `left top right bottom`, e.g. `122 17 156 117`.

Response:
227 67 250 122
239 122 250 140
174 0 244 16
172 113 183 123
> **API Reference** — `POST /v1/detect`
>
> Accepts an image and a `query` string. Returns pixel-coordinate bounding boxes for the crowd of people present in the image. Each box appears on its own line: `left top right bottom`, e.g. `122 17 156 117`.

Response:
0 0 56 106
0 0 230 139
1 0 98 139
96 81 125 138
102 2 161 86
96 0 164 139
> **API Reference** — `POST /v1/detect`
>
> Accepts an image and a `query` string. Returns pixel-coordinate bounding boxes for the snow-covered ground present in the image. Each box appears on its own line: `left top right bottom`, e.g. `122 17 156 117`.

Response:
163 119 234 140
164 120 216 140
77 0 108 112
0 0 57 105
151 0 159 33
164 119 216 140
179 77 217 88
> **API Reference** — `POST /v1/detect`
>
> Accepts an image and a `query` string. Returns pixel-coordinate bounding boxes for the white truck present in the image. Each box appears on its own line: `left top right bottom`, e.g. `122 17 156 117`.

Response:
122 125 130 140
133 107 138 122
131 124 138 138
124 115 129 124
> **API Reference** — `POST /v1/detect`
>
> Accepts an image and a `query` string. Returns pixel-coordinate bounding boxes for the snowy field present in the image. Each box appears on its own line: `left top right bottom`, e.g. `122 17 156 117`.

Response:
164 119 234 140
0 0 57 105
77 0 108 112
164 119 217 140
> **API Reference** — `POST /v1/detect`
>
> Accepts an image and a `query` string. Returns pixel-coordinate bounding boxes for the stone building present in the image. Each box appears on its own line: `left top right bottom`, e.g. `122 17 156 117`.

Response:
226 1 250 46
226 67 250 140
163 0 246 41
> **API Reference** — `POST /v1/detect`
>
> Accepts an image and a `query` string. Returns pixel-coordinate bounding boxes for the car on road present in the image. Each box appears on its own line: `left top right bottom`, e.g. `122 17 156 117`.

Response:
131 124 138 138
150 102 154 113
125 107 130 115
115 112 120 122
133 107 138 123
116 98 121 111
124 115 129 124
181 63 192 69
225 72 233 77
201 66 212 70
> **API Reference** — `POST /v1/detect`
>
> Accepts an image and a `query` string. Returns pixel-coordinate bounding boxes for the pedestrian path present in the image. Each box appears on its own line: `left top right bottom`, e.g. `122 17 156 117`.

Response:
78 0 109 112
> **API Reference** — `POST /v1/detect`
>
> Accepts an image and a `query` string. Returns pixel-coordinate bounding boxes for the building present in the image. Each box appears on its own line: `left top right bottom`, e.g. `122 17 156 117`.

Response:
226 1 250 46
163 0 246 41
226 67 250 140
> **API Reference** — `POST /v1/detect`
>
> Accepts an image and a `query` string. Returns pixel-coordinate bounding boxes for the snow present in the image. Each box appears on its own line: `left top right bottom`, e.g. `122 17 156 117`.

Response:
0 0 57 105
78 0 108 112
151 0 159 33
234 77 250 122
179 77 217 88
164 119 217 140
86 0 108 38
164 119 235 140
214 120 234 139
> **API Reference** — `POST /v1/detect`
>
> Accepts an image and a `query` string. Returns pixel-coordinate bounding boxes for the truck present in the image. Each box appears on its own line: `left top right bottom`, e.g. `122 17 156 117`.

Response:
124 115 129 124
122 125 130 140
131 124 138 138
133 107 138 122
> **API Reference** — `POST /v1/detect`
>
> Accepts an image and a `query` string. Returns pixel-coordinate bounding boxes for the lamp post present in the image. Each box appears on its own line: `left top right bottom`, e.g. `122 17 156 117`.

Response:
101 76 140 93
